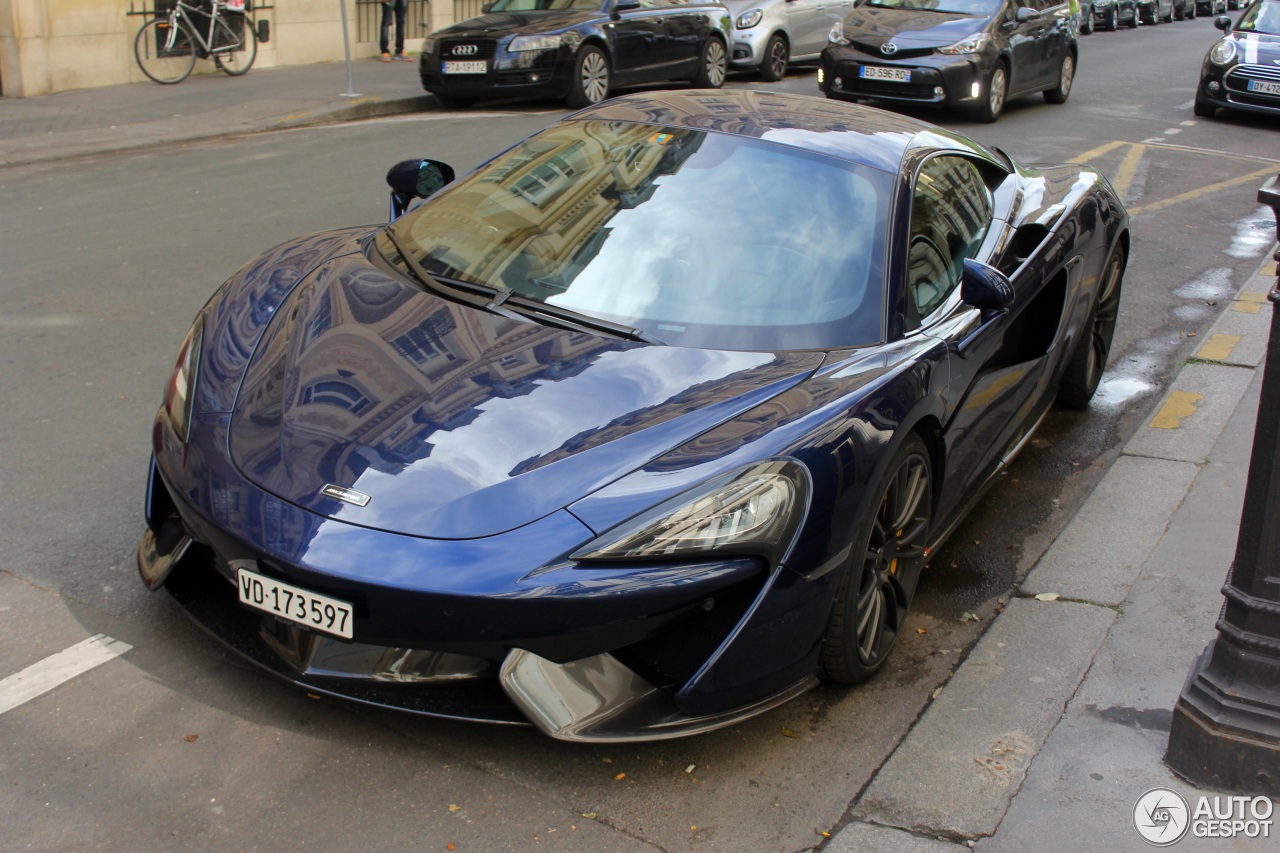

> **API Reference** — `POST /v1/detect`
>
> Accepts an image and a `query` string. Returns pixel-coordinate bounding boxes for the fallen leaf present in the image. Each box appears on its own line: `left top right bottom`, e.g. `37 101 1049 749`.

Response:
448 804 462 813
685 764 697 774
614 773 626 781
781 727 799 738
932 687 943 700
446 845 455 851
581 812 598 820
1034 592 1060 601
916 628 927 635
184 733 199 743
959 611 981 622
602 757 613 764
691 825 699 831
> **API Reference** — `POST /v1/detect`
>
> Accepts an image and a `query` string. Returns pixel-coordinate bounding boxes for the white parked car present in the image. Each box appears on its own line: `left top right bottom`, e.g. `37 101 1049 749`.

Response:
723 0 855 81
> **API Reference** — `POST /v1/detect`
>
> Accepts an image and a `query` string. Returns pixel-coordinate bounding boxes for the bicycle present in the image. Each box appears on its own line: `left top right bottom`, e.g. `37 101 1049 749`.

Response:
134 0 258 84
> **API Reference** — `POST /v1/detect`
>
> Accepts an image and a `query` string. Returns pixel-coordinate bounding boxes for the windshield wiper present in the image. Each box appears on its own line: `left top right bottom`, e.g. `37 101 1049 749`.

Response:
503 294 664 345
382 228 539 324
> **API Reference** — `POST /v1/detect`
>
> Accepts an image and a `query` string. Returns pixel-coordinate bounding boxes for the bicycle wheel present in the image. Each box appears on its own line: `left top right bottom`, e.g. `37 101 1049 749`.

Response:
134 18 196 84
212 16 257 76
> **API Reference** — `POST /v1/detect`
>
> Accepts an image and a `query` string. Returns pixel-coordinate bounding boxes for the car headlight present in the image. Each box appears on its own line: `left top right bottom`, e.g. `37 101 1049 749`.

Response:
164 315 203 444
736 9 764 29
420 36 436 56
828 21 850 46
573 460 810 564
510 33 564 52
938 33 989 55
1209 38 1237 65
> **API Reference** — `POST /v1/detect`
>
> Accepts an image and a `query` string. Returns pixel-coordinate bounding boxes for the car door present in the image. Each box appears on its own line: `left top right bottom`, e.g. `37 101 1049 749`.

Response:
902 155 1050 513
787 0 834 57
1034 0 1069 85
656 0 711 75
608 0 671 81
1004 0 1052 93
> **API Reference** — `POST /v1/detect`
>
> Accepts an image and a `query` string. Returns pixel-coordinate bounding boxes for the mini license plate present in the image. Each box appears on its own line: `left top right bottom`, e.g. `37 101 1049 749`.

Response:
861 66 911 83
1246 79 1280 96
237 567 354 640
443 60 487 75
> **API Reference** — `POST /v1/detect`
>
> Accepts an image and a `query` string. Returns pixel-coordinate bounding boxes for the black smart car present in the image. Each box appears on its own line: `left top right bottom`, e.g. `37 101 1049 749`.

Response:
418 0 732 108
1195 0 1280 117
819 0 1078 123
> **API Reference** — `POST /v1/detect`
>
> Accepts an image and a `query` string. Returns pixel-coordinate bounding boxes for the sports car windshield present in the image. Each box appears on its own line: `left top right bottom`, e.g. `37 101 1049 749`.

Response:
864 0 1001 13
383 121 891 351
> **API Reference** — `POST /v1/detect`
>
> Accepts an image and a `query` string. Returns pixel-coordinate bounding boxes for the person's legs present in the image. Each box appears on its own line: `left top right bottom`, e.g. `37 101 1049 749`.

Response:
379 1 394 59
393 0 408 57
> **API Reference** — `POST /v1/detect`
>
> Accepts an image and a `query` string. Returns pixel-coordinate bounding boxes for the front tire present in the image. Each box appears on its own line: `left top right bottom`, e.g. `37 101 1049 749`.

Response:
974 63 1007 123
692 37 727 88
760 34 789 83
566 45 610 107
1058 244 1125 408
134 18 196 84
1044 52 1074 104
1193 92 1217 117
821 434 932 684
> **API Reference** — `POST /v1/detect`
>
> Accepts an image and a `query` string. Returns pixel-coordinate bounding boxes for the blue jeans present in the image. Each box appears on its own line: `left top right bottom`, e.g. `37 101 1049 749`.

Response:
380 0 407 55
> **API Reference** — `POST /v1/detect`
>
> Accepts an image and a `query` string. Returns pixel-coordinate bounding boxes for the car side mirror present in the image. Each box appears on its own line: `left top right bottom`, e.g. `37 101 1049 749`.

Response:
386 158 455 220
614 0 642 13
953 259 1013 357
1015 6 1040 22
1215 14 1232 30
960 258 1014 314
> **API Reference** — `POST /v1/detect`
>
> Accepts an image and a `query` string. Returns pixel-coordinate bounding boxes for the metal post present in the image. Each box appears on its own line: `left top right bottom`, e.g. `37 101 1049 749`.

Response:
1166 174 1280 795
339 0 361 98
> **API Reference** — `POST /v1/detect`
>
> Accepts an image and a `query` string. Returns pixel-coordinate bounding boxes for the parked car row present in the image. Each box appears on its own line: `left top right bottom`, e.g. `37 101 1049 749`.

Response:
1194 0 1280 117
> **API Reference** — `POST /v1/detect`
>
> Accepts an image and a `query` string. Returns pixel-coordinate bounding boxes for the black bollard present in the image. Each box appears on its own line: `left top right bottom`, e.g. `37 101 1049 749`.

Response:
1166 175 1280 795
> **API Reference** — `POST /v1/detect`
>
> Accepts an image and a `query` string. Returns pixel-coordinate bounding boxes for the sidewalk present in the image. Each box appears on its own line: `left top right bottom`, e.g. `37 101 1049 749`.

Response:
3 60 1277 850
0 58 435 167
830 253 1279 852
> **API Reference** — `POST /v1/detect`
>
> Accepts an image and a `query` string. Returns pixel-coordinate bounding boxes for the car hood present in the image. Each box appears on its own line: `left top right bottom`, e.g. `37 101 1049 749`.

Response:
1227 30 1280 58
437 11 595 38
840 7 988 47
227 256 824 540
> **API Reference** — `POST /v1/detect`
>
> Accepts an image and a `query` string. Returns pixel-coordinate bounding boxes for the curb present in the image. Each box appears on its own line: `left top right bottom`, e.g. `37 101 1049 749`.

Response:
828 248 1278 849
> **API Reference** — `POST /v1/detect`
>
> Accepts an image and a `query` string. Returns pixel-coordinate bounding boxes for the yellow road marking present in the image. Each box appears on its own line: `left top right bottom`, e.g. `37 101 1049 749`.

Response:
1234 292 1268 314
1129 166 1279 216
1149 391 1204 429
1068 140 1127 165
1260 260 1278 278
1111 143 1147 201
1196 334 1241 362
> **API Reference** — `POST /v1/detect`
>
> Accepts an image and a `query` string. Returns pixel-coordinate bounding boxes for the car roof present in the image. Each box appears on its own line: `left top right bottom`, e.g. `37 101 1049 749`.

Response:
564 90 964 174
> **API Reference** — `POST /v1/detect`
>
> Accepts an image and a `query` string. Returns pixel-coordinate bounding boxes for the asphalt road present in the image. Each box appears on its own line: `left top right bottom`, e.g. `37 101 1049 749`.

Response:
1 18 1277 852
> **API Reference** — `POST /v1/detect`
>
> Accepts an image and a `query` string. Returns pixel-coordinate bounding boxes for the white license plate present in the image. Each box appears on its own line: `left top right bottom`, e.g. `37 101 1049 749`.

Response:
861 66 911 83
1247 79 1280 96
237 567 354 639
443 60 487 75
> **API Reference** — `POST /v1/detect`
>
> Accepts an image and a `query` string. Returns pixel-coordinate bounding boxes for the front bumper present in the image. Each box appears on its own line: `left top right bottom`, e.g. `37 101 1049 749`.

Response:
1198 62 1280 117
820 47 991 107
140 410 828 740
419 42 573 101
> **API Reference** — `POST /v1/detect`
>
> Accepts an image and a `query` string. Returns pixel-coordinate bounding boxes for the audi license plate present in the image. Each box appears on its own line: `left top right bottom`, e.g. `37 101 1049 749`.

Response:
443 60 487 74
861 66 911 83
237 566 354 640
1247 79 1280 96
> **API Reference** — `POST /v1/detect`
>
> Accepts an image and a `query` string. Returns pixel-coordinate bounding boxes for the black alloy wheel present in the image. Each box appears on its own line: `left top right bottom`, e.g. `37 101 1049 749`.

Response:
1059 244 1125 408
821 434 932 683
760 34 789 82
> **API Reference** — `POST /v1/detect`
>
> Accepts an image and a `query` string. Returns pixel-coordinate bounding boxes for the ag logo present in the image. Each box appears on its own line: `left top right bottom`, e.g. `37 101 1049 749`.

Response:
1134 788 1191 846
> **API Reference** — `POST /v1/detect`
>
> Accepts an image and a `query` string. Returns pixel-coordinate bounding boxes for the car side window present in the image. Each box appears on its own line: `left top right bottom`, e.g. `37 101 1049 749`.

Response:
905 155 993 330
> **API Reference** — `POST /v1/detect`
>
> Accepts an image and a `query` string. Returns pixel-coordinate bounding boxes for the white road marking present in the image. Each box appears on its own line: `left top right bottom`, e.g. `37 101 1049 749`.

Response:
0 635 133 715
1142 137 1166 143
1180 120 1197 126
1163 128 1183 135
